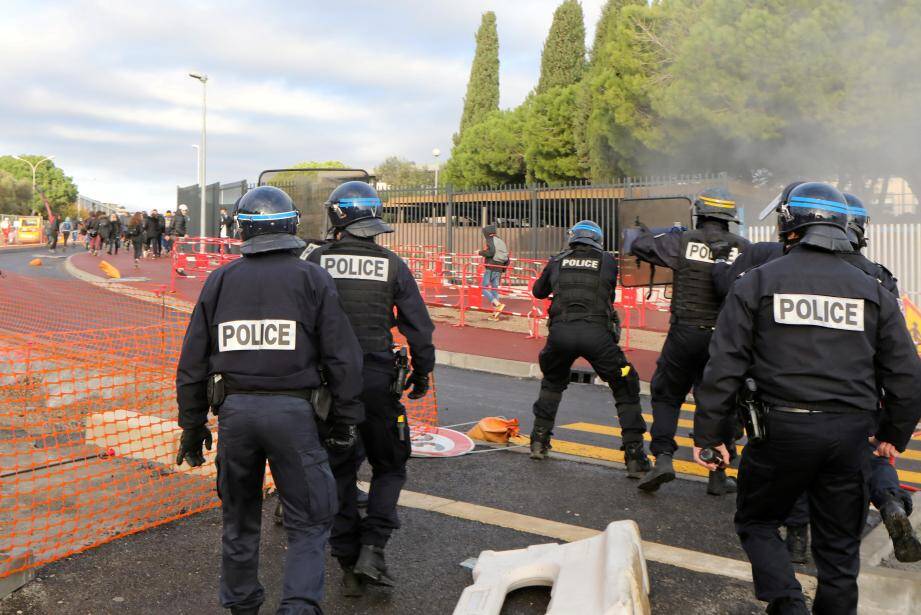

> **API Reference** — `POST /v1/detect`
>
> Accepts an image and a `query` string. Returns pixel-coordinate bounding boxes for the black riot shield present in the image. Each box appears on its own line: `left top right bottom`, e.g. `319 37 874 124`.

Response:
258 168 371 242
616 196 693 288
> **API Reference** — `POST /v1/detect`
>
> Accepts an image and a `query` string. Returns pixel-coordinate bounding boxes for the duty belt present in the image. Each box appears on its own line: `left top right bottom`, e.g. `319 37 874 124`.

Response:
225 387 314 401
773 406 824 415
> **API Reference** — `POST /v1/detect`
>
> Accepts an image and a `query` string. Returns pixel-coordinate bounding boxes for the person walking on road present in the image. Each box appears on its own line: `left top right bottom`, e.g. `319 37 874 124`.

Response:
126 213 145 268
1 217 10 245
693 182 921 615
478 224 509 319
526 220 651 478
105 213 121 255
60 217 73 249
176 185 364 615
46 215 60 253
173 203 190 239
93 213 110 257
630 189 750 496
308 181 435 596
145 208 163 258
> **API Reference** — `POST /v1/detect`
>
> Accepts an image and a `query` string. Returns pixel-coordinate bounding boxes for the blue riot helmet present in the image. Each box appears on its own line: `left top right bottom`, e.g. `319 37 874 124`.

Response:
325 181 393 238
234 186 305 255
694 188 738 223
768 182 852 252
843 193 869 249
568 220 603 250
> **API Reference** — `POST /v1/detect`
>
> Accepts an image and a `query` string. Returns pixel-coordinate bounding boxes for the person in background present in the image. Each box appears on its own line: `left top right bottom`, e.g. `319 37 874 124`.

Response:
91 212 107 257
145 208 163 258
173 204 189 239
126 212 145 268
60 217 73 249
162 210 174 254
47 214 60 253
478 224 510 320
1 217 10 245
105 213 120 255
220 207 234 239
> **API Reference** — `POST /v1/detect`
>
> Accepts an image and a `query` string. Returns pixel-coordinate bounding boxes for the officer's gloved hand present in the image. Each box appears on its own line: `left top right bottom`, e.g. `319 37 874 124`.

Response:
176 425 213 467
403 371 430 399
708 240 732 261
324 421 358 453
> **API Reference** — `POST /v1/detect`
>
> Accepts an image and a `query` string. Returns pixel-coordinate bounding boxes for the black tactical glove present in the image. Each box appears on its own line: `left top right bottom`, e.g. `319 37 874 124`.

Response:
403 371 430 399
324 421 359 453
708 240 732 261
176 425 213 467
633 217 651 234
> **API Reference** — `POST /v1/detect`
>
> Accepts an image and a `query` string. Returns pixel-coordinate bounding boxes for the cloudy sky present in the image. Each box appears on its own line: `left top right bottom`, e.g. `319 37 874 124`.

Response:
0 0 605 210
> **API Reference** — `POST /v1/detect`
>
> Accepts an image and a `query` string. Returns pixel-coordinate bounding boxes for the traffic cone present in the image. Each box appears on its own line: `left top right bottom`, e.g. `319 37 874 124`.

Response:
99 260 121 279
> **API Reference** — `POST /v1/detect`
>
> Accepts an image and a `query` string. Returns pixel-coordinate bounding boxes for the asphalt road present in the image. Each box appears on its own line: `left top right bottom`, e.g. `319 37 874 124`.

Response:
0 246 75 280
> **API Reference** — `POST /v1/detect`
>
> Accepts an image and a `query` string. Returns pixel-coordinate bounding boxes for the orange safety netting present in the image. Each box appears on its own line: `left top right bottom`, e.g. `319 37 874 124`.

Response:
0 272 437 579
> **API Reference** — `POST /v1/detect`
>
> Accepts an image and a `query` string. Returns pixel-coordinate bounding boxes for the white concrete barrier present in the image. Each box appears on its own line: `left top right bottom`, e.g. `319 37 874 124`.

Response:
453 519 650 615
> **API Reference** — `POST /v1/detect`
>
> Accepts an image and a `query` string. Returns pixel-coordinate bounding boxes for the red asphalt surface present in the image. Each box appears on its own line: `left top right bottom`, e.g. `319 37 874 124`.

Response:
71 249 663 381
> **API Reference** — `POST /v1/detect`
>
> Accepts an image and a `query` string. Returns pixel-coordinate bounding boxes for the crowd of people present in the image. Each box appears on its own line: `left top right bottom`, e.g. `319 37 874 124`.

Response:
47 204 190 267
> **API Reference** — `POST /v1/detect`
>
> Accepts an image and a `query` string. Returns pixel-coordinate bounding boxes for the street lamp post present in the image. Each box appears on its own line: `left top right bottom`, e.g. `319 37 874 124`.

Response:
189 72 208 243
432 148 441 189
13 154 55 194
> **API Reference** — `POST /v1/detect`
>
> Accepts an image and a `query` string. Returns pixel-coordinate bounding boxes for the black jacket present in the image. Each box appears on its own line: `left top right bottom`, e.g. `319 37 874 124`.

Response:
695 244 921 451
172 213 188 237
176 250 365 428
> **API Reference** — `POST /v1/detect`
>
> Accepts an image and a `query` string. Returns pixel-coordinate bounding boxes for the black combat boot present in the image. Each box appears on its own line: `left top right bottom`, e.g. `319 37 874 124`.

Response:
529 420 553 460
881 497 921 563
623 442 651 479
785 524 809 564
230 607 260 615
766 596 809 614
341 566 366 597
354 544 395 587
637 453 675 492
706 469 737 496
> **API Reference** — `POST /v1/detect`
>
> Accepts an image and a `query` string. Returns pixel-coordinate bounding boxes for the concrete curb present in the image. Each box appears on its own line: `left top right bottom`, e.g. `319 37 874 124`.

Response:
0 550 34 600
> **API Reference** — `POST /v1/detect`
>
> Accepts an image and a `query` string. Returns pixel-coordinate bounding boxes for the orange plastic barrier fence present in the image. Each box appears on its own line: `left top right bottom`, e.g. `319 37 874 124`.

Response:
170 236 242 293
0 272 438 579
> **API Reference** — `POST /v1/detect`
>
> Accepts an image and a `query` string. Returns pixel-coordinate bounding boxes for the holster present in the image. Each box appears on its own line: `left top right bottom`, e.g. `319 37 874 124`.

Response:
736 377 768 444
311 387 332 421
207 373 226 412
392 346 409 395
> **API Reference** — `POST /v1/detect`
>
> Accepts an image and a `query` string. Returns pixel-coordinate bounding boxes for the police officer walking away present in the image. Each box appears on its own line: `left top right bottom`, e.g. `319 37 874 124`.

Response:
528 221 650 477
693 182 921 615
307 181 435 595
176 186 365 615
630 189 749 494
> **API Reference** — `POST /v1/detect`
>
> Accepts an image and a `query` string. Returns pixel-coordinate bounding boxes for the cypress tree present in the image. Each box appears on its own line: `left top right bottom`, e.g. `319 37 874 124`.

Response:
536 0 586 93
455 12 500 143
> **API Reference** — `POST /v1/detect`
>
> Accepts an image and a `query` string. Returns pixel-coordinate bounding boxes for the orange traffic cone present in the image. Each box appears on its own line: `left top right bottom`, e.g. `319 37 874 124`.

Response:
99 260 121 279
467 417 520 443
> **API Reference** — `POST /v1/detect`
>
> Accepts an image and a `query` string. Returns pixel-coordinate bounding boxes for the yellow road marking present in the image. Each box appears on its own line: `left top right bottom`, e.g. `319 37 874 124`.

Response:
642 413 694 429
554 424 921 484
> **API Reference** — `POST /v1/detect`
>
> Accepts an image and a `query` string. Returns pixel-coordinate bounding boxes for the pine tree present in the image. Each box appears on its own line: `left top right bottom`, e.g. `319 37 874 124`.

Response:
455 12 500 144
537 0 586 93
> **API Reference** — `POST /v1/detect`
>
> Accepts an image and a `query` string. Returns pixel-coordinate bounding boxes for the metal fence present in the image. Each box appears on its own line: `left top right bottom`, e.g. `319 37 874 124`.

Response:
377 174 728 259
747 225 921 304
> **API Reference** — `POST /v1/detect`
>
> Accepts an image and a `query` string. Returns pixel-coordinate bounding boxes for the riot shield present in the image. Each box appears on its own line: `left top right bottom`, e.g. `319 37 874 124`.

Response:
616 196 692 288
258 168 371 241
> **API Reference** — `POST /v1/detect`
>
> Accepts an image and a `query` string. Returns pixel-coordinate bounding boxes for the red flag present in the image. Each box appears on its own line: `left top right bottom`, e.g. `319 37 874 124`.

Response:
37 189 55 223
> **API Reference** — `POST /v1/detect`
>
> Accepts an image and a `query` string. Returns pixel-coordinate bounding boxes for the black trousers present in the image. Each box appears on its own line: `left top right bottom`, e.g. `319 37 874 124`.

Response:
735 411 873 614
216 394 336 615
532 320 646 445
786 442 907 526
131 237 144 260
147 234 161 256
326 366 411 564
649 322 714 456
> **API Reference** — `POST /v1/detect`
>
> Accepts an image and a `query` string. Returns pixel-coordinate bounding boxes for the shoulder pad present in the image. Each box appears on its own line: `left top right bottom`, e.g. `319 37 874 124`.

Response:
551 248 574 261
878 262 897 281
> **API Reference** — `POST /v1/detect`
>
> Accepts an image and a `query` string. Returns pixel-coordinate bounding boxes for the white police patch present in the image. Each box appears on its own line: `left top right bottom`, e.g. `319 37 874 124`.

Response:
773 294 864 332
219 319 297 351
561 258 599 269
320 254 389 281
684 242 740 264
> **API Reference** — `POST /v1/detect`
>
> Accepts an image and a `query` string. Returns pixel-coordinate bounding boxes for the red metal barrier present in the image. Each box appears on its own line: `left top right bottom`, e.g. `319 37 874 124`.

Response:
170 237 242 293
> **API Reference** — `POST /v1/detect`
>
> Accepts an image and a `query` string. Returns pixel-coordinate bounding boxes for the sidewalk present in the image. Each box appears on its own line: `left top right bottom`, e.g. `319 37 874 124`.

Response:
67 249 665 382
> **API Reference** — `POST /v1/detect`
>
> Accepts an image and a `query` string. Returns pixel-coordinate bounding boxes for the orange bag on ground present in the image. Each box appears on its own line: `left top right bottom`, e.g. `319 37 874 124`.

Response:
467 417 520 443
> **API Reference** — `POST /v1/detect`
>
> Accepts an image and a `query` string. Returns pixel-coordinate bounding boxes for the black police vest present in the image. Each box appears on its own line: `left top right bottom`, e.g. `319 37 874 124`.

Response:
549 247 612 325
318 240 397 354
672 228 746 327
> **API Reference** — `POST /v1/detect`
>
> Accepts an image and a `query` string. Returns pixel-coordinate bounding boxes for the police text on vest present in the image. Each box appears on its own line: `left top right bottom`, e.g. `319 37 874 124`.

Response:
773 294 864 332
321 254 389 281
561 258 599 269
685 242 740 264
219 319 297 351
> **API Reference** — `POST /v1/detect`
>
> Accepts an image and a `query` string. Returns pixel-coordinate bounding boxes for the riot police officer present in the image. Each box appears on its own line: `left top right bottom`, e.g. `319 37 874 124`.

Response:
528 221 650 477
307 181 435 595
176 186 364 615
630 189 750 494
693 182 921 615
